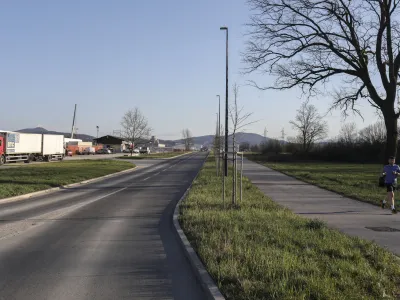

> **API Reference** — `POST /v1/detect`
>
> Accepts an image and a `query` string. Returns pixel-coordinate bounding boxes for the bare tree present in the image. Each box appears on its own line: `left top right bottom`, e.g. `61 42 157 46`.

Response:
121 108 151 156
339 122 358 145
290 101 328 152
182 129 193 151
230 83 256 205
359 121 387 144
230 84 255 151
244 0 400 161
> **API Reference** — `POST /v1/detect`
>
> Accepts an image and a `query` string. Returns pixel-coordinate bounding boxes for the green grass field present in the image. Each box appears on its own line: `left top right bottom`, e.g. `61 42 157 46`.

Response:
118 152 189 160
180 158 400 299
0 160 134 199
246 154 386 206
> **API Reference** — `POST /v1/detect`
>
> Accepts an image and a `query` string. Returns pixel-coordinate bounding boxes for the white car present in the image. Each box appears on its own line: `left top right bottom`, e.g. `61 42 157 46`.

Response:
139 147 150 154
82 147 95 155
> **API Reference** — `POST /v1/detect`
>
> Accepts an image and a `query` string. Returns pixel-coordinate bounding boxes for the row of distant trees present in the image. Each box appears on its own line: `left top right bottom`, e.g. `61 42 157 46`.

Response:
241 100 390 163
249 120 388 163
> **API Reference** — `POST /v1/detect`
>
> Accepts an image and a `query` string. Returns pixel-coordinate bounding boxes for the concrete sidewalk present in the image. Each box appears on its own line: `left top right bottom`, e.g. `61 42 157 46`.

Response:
243 159 400 255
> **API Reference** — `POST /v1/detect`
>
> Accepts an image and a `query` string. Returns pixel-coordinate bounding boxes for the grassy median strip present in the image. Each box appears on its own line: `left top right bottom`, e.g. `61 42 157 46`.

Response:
180 158 400 299
0 160 135 199
118 152 189 159
247 155 384 206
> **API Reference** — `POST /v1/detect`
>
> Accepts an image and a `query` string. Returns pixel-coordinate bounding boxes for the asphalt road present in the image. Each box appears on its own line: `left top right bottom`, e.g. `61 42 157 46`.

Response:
0 152 208 300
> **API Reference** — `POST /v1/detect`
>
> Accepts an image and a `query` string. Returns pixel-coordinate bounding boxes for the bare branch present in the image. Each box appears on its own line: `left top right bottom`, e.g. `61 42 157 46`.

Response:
243 0 400 111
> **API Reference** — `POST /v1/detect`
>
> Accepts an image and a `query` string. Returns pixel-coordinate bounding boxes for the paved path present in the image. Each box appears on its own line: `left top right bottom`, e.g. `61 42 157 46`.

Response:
0 153 208 300
243 159 400 255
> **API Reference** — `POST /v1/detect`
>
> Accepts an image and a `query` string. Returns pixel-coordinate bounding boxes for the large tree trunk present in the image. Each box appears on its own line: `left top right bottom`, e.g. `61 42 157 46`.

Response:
383 110 399 163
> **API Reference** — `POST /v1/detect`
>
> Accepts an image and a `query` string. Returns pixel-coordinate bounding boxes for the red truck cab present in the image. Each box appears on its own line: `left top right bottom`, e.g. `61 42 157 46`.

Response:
0 135 5 164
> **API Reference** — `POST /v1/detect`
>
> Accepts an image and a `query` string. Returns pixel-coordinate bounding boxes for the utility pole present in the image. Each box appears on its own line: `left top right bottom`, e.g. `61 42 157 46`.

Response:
70 104 77 139
264 127 268 140
220 26 229 177
216 113 219 176
217 95 221 176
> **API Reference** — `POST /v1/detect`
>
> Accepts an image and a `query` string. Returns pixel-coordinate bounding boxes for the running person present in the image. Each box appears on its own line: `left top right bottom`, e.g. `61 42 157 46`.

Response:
382 156 400 214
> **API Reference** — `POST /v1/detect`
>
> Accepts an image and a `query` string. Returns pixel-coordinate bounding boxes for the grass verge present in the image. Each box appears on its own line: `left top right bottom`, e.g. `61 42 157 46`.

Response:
180 157 400 299
0 160 134 199
246 154 384 207
118 152 190 159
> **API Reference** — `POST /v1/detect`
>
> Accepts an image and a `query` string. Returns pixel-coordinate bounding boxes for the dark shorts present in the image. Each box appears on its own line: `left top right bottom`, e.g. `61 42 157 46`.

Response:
386 184 396 192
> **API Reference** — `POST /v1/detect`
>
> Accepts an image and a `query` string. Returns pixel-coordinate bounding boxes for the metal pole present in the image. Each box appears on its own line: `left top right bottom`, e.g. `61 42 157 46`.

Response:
234 151 237 205
222 154 225 208
240 152 243 203
71 104 77 139
220 27 228 177
217 95 221 176
216 113 218 176
235 150 238 205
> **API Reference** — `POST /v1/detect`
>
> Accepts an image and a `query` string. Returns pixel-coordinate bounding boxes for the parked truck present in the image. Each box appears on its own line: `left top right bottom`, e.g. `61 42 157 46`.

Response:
0 131 65 165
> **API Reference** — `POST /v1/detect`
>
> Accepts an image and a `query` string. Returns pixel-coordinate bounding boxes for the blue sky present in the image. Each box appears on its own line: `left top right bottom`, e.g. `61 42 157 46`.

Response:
0 0 378 140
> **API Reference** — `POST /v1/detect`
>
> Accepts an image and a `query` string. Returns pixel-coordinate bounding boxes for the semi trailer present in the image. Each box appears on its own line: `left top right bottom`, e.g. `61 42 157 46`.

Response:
0 131 65 165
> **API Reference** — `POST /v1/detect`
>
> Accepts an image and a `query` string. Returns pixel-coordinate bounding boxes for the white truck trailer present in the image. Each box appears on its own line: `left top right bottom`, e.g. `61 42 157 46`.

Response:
0 131 65 165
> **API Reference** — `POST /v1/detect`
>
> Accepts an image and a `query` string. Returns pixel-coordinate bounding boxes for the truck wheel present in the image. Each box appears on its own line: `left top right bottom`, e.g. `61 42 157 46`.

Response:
0 155 5 165
46 155 52 162
24 155 33 164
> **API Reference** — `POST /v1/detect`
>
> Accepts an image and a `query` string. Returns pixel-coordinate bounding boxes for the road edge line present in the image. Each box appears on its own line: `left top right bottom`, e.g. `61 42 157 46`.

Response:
164 151 192 160
0 165 139 204
172 153 226 300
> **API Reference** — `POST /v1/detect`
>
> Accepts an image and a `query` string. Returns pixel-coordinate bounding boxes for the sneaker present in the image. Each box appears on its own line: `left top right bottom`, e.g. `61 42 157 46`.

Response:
381 200 386 209
392 208 397 214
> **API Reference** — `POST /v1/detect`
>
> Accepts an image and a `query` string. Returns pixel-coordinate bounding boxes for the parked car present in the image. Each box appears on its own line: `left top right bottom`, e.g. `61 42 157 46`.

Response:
82 147 95 155
139 147 150 154
96 148 111 154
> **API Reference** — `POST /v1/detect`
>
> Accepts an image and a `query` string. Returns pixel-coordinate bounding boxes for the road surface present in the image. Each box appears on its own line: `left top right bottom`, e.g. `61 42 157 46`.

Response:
0 152 208 300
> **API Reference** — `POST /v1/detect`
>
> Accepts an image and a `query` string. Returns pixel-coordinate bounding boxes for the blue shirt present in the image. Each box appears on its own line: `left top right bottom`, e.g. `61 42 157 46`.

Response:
383 164 400 184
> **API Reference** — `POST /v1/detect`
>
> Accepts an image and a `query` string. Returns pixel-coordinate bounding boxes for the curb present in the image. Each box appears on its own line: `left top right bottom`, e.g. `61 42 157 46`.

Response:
172 154 226 300
0 165 139 205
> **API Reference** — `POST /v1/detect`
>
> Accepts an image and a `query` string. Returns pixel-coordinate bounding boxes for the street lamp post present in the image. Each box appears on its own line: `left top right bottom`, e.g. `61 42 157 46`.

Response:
220 26 228 177
216 95 221 176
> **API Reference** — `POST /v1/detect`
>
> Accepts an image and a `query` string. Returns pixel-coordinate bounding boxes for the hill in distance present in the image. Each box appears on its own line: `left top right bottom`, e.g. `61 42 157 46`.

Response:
16 127 270 146
171 132 269 146
17 127 95 142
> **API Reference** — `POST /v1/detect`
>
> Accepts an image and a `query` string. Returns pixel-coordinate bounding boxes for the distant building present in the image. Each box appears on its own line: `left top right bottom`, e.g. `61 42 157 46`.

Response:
173 144 186 151
93 135 128 153
64 138 82 146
